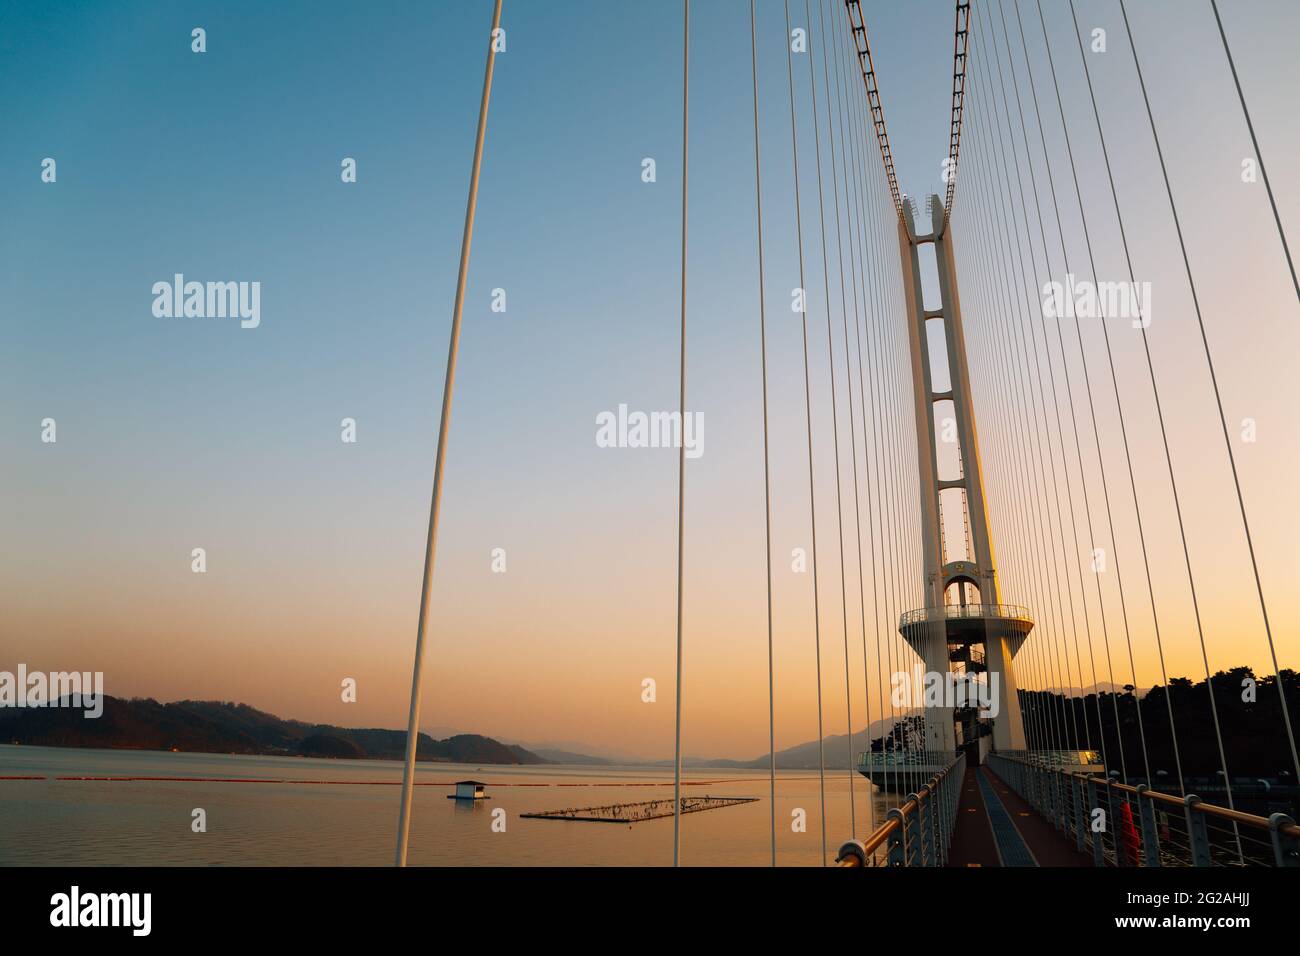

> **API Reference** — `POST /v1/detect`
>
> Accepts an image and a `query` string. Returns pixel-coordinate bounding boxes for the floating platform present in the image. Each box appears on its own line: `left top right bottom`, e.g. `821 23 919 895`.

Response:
521 795 757 823
448 780 489 800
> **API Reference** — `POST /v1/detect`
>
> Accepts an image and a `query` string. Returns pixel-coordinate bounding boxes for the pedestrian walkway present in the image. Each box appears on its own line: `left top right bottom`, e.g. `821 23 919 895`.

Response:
947 767 999 866
947 765 1092 867
976 766 1036 865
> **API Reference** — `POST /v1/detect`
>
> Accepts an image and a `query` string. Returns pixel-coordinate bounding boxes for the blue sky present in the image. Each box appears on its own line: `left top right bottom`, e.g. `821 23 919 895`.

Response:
3 0 1298 761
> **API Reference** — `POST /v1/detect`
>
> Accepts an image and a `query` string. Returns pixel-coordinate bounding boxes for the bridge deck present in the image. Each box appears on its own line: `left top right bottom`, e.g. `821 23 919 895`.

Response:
947 766 1090 867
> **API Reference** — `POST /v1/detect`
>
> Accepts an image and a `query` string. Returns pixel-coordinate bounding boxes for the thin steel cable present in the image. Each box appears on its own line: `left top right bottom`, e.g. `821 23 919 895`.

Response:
807 0 855 837
889 182 920 767
993 0 1097 761
1066 0 1184 792
851 0 916 802
1007 0 1119 776
1118 0 1300 806
1033 0 1152 782
867 165 895 777
826 0 868 837
962 116 1049 754
395 0 504 868
863 125 903 793
671 0 688 868
965 79 1065 757
853 96 894 792
982 8 1086 757
968 70 1060 758
845 47 892 805
975 16 1080 754
748 0 777 868
1122 0 1299 795
1210 0 1300 307
975 28 1073 758
984 224 1055 759
890 174 916 766
827 0 876 826
1010 0 1119 771
960 87 1043 753
783 0 828 865
1057 0 1240 837
843 2 904 817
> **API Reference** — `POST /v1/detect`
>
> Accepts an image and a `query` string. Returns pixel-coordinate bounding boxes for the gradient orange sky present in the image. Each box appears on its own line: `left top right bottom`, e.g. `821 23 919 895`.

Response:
3 0 1297 761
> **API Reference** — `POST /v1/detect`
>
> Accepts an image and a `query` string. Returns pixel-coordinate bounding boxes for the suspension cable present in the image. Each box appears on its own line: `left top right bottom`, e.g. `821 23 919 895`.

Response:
964 63 1067 757
783 0 829 866
747 0 777 868
671 0 688 868
992 0 1098 766
844 38 892 803
1209 0 1300 307
395 0 504 869
1121 0 1299 792
844 0 903 218
976 11 1083 755
807 0 856 839
1032 0 1152 782
1005 0 1119 777
1065 0 1185 793
831 0 879 826
945 1 972 217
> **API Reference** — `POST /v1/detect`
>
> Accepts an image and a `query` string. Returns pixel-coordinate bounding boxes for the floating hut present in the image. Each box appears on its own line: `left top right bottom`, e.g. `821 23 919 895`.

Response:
448 780 489 801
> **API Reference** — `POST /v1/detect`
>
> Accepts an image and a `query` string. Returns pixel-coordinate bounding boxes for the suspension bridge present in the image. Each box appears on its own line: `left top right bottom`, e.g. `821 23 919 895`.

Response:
394 0 1300 868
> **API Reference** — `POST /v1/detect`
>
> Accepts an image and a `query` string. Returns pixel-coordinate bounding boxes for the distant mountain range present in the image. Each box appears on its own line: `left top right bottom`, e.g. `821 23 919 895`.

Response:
0 695 910 770
659 716 903 771
0 696 548 765
1042 681 1146 698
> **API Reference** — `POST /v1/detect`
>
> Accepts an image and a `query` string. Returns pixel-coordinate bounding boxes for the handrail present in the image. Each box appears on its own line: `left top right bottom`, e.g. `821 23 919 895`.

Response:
898 604 1033 627
987 754 1294 853
836 754 964 867
859 750 955 769
1044 762 1300 838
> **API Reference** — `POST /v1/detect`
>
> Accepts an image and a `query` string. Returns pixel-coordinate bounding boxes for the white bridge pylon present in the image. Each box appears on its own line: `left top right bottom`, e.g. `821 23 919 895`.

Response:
897 193 1029 755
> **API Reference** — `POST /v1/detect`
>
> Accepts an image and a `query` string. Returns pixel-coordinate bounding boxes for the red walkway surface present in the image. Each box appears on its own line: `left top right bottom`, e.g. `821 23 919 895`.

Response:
947 765 1093 867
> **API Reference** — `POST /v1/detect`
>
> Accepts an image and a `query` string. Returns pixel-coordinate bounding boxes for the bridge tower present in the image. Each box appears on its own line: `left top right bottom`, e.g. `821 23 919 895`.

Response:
896 194 1030 758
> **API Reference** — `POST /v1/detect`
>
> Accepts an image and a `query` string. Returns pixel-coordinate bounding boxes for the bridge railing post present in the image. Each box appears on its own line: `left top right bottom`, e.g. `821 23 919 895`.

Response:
1062 771 1074 842
1087 778 1106 867
1054 770 1066 833
939 774 950 865
1071 773 1087 852
886 808 906 867
1269 813 1299 867
930 785 941 868
1137 785 1161 867
905 794 923 866
1105 782 1128 868
1184 795 1212 867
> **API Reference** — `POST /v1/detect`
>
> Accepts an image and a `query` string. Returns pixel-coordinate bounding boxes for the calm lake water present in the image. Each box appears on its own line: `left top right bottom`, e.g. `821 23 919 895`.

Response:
0 745 892 866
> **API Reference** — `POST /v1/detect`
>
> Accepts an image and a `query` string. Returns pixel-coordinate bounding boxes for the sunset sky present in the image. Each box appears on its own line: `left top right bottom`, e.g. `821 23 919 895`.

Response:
3 0 1297 762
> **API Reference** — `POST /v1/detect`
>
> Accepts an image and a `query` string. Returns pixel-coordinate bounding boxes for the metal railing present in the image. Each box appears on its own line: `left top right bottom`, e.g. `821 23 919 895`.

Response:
858 750 954 771
997 748 1102 768
986 752 1300 867
835 754 966 867
898 604 1033 628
